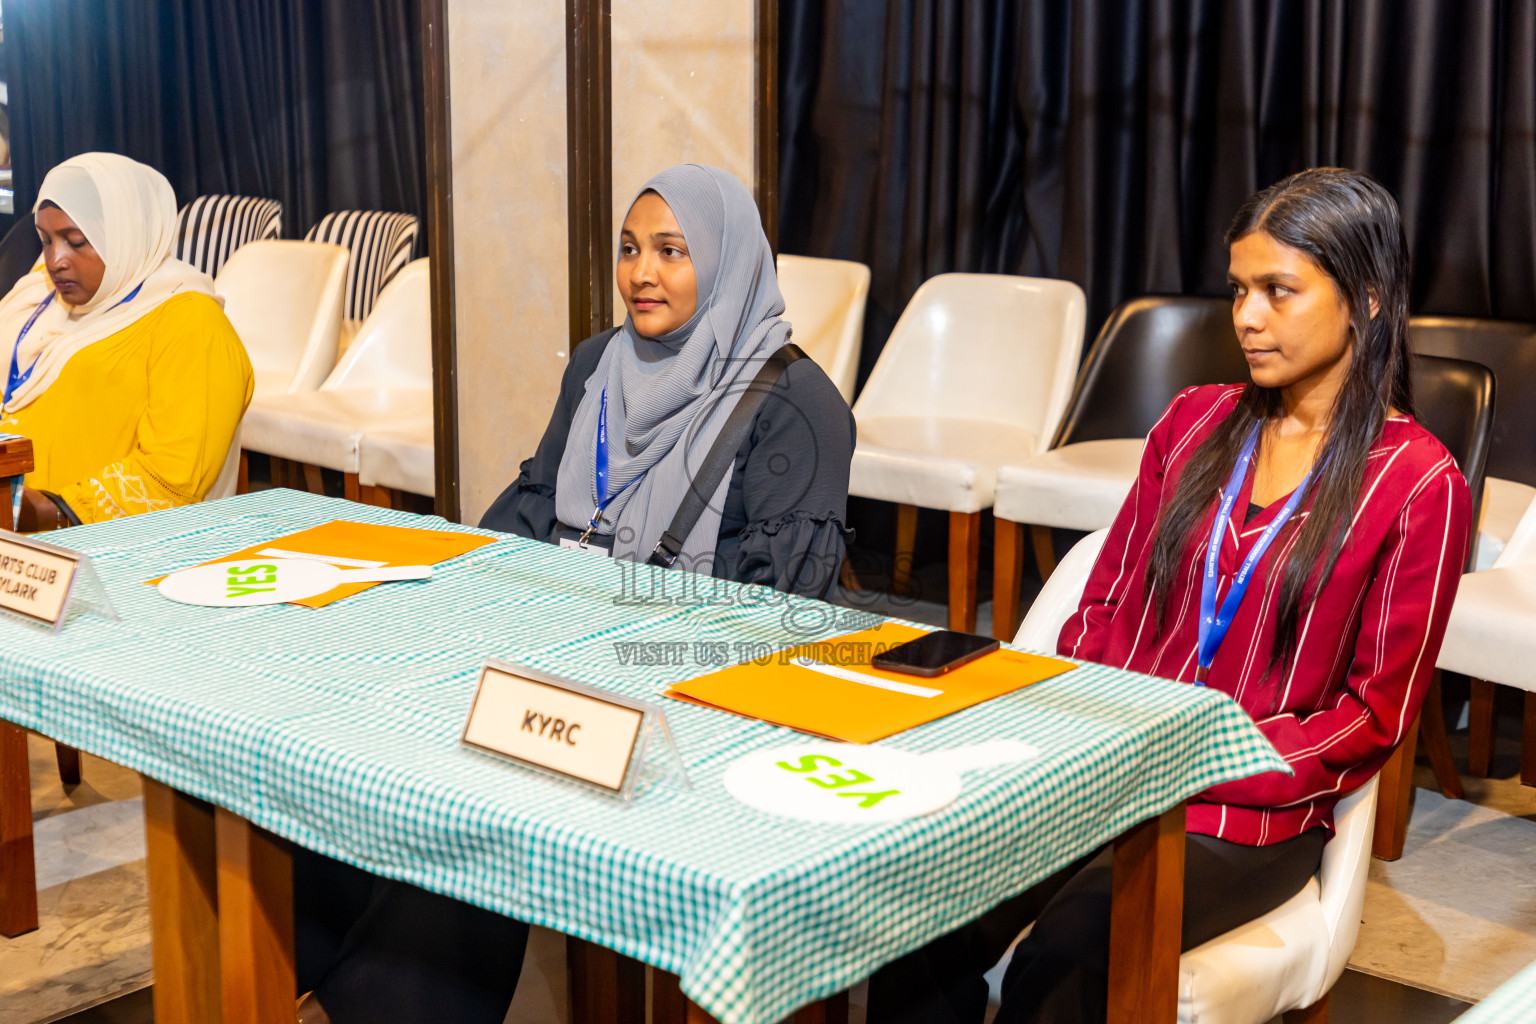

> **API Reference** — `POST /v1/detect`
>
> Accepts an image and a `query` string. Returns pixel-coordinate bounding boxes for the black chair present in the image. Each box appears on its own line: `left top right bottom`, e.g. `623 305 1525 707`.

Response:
1409 317 1536 491
1409 317 1536 785
1374 353 1495 860
994 296 1248 637
1408 352 1495 531
1052 296 1250 446
0 212 40 298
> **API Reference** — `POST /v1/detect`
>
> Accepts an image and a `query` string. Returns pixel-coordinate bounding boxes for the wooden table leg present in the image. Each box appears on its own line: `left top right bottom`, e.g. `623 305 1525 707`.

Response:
142 776 223 1024
216 808 295 1024
791 992 849 1023
568 936 645 1024
1107 801 1185 1024
651 968 847 1024
0 719 38 936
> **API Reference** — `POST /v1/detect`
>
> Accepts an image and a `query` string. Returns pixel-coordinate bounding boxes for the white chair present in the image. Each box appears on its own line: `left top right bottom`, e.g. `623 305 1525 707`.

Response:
173 194 282 279
776 254 869 403
357 417 435 503
1438 496 1536 787
207 440 243 502
992 529 1379 1024
849 273 1087 633
216 240 348 399
236 257 431 498
305 210 420 355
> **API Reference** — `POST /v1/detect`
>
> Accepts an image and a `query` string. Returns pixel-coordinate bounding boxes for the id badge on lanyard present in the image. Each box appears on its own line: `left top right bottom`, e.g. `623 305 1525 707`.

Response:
1194 423 1316 685
578 387 641 547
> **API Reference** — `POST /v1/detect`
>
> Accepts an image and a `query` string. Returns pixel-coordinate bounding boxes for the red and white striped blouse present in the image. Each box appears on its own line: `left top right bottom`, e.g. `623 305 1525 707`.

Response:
1059 384 1473 846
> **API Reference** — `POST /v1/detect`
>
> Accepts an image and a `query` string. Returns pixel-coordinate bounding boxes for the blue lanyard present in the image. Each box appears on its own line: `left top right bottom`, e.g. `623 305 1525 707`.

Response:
6 292 56 405
4 282 145 406
1195 423 1317 685
581 387 641 541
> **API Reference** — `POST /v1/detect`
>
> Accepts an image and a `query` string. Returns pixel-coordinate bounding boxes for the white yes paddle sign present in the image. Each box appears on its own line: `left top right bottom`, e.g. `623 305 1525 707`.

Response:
724 739 1037 824
157 558 432 607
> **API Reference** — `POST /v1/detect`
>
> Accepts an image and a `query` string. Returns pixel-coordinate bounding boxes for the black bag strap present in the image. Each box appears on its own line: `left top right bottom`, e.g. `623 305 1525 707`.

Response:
648 343 806 568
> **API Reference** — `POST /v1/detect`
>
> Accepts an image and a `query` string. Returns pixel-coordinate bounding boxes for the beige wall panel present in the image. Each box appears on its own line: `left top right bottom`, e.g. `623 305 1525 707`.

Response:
448 0 570 523
610 0 755 318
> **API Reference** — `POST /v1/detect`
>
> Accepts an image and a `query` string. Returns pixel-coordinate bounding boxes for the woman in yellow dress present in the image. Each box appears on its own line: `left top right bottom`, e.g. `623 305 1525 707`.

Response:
0 152 252 528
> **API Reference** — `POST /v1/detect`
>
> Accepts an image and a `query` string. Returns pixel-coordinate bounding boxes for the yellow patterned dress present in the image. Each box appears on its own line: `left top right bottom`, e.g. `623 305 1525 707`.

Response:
1 291 253 523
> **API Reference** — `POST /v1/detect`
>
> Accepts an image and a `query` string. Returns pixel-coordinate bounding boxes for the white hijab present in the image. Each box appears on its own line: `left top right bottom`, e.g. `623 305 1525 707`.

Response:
0 152 216 411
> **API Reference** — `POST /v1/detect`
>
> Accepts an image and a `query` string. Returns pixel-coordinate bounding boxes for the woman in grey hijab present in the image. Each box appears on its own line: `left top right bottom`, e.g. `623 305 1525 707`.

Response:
483 164 855 599
293 167 854 1024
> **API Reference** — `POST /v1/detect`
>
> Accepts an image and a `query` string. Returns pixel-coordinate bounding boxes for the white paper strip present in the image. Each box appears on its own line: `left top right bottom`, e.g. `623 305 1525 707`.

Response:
788 657 943 698
256 548 388 568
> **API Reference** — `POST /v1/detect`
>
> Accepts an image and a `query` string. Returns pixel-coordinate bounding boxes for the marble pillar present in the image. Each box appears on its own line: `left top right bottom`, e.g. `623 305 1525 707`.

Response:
447 0 571 525
609 0 756 315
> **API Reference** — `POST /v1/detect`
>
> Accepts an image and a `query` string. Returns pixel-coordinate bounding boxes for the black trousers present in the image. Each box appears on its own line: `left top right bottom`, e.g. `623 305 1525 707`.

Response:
294 847 529 1024
867 828 1327 1024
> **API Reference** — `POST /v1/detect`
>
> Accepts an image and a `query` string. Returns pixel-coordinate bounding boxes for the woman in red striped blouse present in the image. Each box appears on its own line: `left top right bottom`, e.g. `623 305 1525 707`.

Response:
870 170 1473 1024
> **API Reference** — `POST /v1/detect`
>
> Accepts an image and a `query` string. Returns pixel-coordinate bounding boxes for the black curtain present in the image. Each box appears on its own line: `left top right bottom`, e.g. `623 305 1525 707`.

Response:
5 0 425 239
780 0 1536 393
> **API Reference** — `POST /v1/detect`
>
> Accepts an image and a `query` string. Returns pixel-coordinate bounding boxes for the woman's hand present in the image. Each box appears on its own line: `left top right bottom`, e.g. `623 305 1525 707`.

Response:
15 487 65 532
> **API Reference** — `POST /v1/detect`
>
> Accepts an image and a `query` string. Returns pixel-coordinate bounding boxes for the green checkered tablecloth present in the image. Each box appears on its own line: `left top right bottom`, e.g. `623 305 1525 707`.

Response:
1458 960 1536 1022
0 490 1288 1024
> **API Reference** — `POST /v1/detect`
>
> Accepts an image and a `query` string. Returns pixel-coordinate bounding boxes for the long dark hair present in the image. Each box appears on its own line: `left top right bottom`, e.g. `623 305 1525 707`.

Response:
1145 168 1413 674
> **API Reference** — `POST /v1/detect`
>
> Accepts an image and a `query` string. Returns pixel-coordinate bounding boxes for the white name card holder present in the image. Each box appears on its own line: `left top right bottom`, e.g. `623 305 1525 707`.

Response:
0 530 118 633
460 659 689 803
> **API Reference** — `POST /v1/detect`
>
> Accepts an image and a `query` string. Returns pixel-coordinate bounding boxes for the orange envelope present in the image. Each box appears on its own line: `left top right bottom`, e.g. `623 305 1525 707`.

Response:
149 519 498 607
664 624 1076 743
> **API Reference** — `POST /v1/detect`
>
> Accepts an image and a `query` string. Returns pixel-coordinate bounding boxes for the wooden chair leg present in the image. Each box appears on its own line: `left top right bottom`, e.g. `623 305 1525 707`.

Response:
360 486 395 510
1373 713 1420 861
0 720 39 937
1030 524 1057 581
948 511 980 634
343 472 360 503
993 517 1025 642
237 450 250 495
1418 670 1464 799
1469 678 1496 778
55 742 81 786
1523 690 1536 787
1283 992 1329 1024
892 503 918 597
301 463 324 496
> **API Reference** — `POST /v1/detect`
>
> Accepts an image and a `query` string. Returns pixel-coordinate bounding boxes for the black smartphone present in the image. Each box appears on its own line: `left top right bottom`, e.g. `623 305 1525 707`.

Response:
870 630 1001 678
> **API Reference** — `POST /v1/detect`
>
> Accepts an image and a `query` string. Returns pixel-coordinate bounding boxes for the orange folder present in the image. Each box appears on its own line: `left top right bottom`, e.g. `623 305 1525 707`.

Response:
664 624 1076 743
149 519 499 607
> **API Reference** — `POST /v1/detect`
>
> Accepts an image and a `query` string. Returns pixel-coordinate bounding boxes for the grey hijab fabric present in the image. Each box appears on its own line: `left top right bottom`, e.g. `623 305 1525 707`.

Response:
555 164 791 571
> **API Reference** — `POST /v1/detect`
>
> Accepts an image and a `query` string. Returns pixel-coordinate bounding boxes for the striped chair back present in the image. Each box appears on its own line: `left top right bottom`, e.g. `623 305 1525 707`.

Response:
174 195 282 278
303 210 420 324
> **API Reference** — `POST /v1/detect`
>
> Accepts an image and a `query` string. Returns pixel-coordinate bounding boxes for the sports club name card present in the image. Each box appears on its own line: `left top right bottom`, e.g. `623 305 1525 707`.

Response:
462 661 650 794
0 531 82 627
